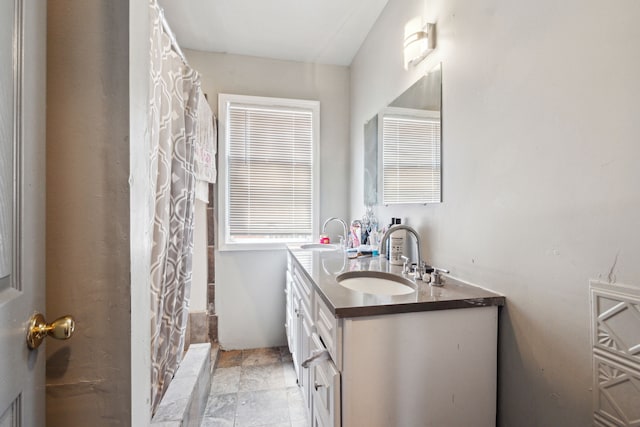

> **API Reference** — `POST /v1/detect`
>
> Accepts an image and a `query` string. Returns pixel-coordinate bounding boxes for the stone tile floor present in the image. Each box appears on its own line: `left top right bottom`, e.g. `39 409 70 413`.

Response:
201 347 308 427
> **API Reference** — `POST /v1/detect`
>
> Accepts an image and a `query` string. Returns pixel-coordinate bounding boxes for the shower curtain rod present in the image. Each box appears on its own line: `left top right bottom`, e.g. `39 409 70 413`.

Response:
158 6 189 67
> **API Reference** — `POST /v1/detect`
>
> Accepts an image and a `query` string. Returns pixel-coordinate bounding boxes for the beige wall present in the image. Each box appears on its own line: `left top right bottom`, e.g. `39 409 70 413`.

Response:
46 1 132 425
185 50 351 349
350 0 640 424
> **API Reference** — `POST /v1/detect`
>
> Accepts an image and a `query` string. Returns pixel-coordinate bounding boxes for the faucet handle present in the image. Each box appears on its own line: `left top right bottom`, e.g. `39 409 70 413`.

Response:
430 267 449 287
409 263 422 279
401 256 410 274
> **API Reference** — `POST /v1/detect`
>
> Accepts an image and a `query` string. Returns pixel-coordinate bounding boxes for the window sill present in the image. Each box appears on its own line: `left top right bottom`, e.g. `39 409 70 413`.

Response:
217 241 313 252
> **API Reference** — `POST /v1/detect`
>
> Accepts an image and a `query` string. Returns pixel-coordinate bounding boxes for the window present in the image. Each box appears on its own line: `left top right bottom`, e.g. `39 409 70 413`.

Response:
380 107 441 205
218 94 319 250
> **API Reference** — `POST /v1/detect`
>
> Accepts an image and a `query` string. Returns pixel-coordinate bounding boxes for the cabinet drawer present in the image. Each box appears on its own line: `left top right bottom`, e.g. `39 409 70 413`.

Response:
314 293 341 367
311 333 341 427
293 265 313 311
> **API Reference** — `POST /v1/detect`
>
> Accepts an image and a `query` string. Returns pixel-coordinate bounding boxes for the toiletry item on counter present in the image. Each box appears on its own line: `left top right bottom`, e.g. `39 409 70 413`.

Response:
361 214 370 247
361 205 377 245
384 218 394 259
345 246 373 259
385 218 397 260
368 230 380 256
368 206 378 235
389 218 405 265
349 220 361 248
421 265 435 281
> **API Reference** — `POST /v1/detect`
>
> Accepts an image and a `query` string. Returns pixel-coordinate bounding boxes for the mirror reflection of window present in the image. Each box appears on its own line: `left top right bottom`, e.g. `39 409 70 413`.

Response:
380 108 441 205
363 116 378 206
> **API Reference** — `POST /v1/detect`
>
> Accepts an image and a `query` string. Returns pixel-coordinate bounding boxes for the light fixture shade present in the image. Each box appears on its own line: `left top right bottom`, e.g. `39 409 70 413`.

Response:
404 20 435 69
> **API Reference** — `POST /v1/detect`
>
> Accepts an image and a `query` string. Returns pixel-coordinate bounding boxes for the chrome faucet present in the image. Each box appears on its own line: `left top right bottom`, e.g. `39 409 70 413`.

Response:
322 217 348 246
380 224 424 274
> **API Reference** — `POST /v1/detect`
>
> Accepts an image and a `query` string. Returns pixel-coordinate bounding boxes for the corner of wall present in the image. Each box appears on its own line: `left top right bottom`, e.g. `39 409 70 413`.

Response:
130 0 152 425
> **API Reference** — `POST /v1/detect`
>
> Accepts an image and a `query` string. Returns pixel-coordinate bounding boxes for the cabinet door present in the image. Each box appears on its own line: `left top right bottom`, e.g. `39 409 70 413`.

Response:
285 270 293 352
291 290 302 379
310 333 341 427
300 309 313 409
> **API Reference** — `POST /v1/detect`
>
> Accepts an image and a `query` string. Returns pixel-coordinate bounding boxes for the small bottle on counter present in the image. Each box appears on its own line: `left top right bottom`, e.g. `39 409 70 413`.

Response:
349 220 361 249
369 230 380 256
385 218 395 260
389 218 405 265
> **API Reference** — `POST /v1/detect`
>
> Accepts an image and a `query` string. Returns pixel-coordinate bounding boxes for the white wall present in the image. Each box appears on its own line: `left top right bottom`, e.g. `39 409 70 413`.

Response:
185 50 351 349
350 0 640 424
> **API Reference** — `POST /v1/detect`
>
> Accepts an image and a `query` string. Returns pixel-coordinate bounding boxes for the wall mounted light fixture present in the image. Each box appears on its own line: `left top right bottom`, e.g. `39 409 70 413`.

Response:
404 18 436 69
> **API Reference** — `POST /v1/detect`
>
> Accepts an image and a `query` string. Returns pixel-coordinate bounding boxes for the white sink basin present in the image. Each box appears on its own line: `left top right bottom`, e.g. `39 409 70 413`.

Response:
300 243 341 251
336 271 415 296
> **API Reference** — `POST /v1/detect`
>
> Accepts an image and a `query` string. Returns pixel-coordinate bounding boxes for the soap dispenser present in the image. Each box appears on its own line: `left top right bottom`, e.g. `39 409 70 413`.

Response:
384 218 395 260
389 218 405 265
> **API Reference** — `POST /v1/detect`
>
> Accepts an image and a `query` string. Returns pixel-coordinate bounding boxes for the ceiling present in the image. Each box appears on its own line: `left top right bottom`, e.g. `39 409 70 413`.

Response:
157 0 389 66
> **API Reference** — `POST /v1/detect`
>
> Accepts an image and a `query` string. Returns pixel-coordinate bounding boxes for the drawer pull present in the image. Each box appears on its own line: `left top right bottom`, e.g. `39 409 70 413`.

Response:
314 381 325 391
301 349 330 368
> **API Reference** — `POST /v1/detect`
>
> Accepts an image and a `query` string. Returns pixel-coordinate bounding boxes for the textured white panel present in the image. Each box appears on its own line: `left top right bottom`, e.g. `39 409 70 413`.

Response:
593 355 640 426
591 281 640 426
592 282 640 365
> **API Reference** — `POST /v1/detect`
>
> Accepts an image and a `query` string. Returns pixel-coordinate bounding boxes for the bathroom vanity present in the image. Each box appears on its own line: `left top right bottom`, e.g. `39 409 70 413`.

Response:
285 245 505 427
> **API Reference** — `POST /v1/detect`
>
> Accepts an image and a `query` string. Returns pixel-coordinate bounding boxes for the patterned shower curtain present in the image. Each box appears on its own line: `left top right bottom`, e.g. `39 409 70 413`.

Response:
149 1 201 412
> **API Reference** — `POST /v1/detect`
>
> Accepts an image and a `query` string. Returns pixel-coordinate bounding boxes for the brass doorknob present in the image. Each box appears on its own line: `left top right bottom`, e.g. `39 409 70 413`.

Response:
26 313 75 350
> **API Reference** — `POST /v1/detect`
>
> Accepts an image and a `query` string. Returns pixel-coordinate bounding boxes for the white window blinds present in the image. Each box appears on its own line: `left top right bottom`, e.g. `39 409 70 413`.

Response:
382 112 441 205
220 95 319 248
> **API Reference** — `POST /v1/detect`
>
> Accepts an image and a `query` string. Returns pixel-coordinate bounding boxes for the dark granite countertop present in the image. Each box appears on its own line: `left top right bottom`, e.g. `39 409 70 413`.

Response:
288 245 505 318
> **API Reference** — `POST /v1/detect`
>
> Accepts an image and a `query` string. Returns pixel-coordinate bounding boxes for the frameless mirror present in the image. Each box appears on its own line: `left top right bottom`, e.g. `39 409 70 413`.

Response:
364 63 442 205
0 0 15 287
363 115 378 205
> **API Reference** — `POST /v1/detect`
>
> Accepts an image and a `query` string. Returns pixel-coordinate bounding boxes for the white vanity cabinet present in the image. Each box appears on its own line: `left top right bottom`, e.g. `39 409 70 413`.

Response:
287 253 340 426
286 253 314 414
286 249 502 427
313 296 498 426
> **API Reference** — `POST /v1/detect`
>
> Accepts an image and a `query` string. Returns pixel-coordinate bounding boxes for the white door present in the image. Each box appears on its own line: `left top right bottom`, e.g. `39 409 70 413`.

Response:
0 2 48 426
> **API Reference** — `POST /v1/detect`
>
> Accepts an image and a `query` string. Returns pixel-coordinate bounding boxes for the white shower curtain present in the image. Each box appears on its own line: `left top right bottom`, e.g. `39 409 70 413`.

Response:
148 1 202 412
